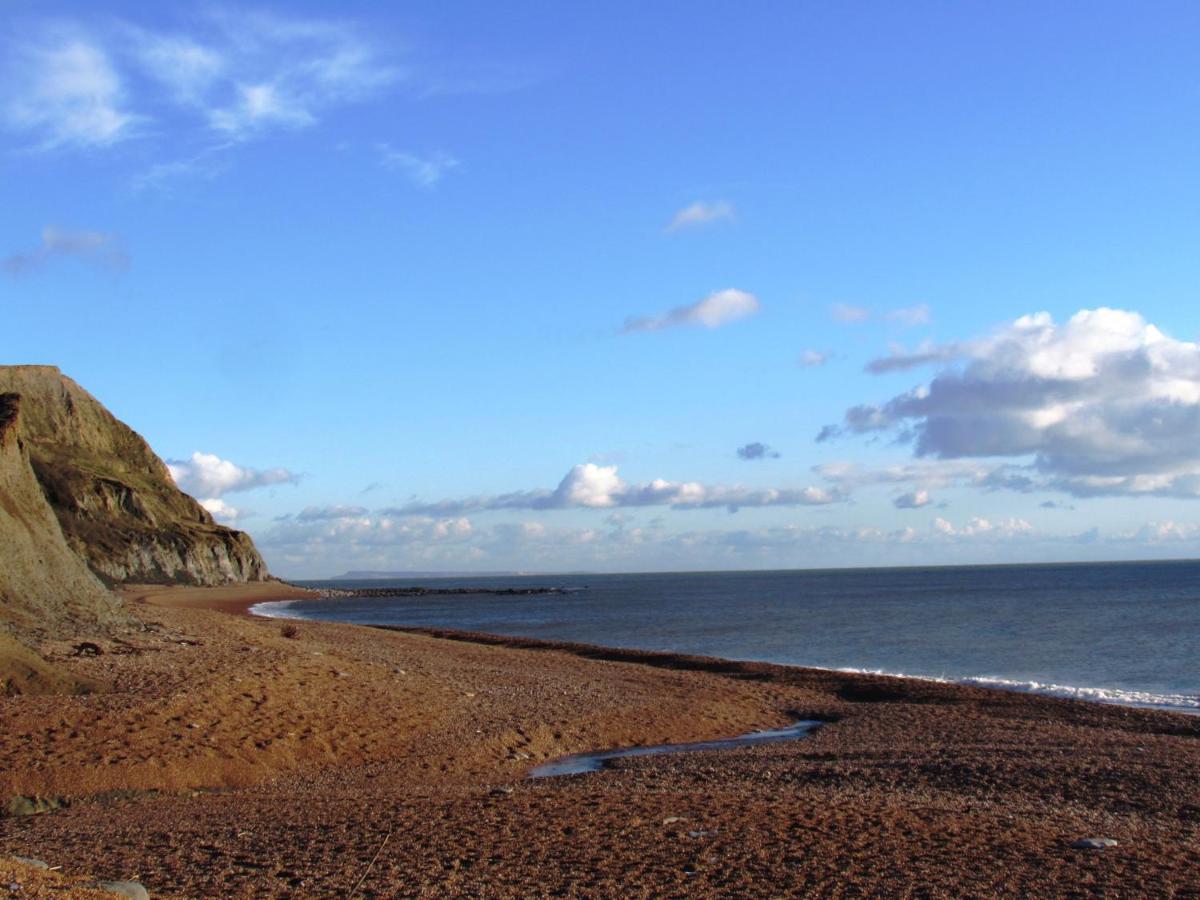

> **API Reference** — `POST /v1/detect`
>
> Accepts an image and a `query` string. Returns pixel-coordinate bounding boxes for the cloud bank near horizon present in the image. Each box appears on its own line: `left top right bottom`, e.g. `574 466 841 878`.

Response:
386 462 838 516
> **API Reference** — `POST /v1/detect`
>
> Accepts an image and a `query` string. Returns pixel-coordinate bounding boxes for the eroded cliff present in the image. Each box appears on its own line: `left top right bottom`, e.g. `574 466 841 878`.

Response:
0 391 123 640
0 366 269 589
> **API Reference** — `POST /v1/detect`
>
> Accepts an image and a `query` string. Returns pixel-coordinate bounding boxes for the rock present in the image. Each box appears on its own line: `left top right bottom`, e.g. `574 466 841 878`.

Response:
10 856 49 868
97 881 150 899
5 795 65 817
1070 837 1119 850
490 786 515 797
662 816 688 825
0 366 271 598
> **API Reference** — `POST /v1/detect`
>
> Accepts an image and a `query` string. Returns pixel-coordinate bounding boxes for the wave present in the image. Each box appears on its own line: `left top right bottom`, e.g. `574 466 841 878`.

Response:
246 599 1199 714
835 667 1200 713
248 599 305 619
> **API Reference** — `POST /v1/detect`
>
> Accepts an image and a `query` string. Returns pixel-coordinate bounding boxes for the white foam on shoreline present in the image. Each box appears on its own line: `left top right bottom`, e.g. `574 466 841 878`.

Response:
248 599 305 619
835 667 1200 713
245 598 1200 715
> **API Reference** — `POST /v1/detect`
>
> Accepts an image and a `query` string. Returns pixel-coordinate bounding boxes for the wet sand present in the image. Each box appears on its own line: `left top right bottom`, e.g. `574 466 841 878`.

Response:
1 584 1198 896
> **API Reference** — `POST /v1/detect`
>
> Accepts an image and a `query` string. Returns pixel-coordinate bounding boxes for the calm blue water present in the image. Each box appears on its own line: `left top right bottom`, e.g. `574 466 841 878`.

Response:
255 561 1200 713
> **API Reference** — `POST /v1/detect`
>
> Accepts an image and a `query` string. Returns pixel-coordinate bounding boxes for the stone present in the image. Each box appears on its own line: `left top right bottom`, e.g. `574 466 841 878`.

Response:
97 881 150 899
11 856 49 868
1070 837 1119 850
5 795 65 817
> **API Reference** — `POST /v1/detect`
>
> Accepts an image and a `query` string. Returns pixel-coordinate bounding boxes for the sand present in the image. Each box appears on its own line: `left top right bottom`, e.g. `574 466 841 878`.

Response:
1 583 1198 897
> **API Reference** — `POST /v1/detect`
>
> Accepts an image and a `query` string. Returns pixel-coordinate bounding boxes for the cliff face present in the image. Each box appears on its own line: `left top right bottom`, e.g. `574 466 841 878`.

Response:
0 366 269 589
0 392 123 637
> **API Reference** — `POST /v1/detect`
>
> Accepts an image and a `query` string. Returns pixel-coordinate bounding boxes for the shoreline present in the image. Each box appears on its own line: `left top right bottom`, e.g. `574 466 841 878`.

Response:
248 593 1200 718
121 579 319 617
4 583 1200 894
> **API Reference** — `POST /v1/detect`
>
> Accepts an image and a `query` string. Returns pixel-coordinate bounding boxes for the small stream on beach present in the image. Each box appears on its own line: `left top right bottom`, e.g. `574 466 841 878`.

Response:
527 721 824 778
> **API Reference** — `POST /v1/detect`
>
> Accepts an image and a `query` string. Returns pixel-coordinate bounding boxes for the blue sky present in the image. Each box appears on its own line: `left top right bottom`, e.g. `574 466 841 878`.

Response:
5 1 1200 577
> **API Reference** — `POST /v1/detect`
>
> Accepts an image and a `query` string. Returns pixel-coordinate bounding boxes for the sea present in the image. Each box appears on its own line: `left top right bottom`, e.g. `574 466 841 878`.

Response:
253 559 1200 715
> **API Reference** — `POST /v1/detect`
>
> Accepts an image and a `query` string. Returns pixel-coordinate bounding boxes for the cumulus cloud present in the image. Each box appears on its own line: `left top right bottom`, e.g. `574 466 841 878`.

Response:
932 516 1033 538
799 349 831 368
825 308 1200 498
3 226 129 276
893 490 931 509
736 442 780 461
622 288 760 334
199 498 247 524
377 145 459 187
167 451 298 499
388 462 838 516
2 12 400 150
665 201 734 232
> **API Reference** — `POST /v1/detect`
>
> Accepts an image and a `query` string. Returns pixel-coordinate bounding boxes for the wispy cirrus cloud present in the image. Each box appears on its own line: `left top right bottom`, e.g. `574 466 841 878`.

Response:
830 302 870 324
665 200 734 232
3 226 129 276
376 144 459 187
884 303 932 327
830 302 932 327
2 11 402 151
3 35 137 148
622 288 760 334
799 349 832 368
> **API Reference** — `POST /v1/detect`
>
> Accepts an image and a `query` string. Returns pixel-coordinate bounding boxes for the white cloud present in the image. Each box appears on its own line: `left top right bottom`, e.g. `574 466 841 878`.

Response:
256 502 1200 578
389 462 839 516
932 516 1033 538
167 451 298 499
377 145 459 187
884 303 932 327
894 490 931 509
622 288 760 334
130 32 224 103
665 201 734 232
830 302 870 324
200 497 248 524
3 226 129 276
799 349 831 368
3 12 400 150
830 303 932 328
827 308 1200 498
4 36 136 148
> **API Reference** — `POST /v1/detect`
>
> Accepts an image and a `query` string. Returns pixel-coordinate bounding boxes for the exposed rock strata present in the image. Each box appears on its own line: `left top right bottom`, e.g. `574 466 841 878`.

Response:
0 366 269 588
0 391 121 639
